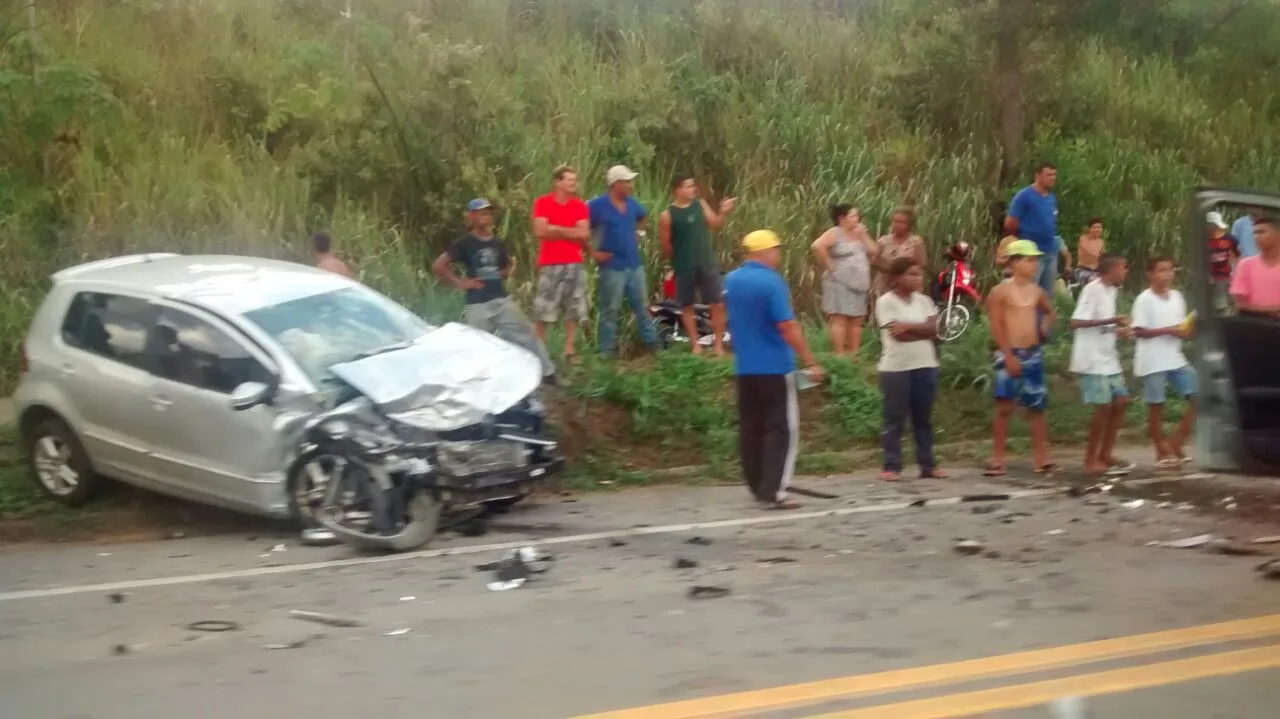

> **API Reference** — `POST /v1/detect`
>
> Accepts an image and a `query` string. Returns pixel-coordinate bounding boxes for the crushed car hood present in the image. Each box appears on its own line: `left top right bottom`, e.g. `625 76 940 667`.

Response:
327 322 542 431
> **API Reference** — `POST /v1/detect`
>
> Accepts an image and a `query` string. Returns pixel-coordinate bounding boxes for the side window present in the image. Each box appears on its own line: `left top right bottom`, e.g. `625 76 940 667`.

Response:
61 292 155 370
149 309 272 394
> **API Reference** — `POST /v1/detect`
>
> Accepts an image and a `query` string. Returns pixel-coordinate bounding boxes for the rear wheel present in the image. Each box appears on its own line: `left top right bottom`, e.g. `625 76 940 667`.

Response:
25 417 101 506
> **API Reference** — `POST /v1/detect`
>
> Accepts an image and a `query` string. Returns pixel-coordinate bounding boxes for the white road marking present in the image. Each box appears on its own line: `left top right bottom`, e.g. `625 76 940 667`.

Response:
0 472 1213 604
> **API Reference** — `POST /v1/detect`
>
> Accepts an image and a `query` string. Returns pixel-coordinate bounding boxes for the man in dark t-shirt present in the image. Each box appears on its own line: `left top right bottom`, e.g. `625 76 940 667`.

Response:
433 199 554 381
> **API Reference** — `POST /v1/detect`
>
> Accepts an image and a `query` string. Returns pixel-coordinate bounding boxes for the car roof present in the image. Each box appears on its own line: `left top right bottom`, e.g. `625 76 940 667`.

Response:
51 254 355 315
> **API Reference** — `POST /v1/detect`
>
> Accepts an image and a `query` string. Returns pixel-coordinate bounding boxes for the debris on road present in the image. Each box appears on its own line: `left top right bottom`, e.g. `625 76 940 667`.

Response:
1252 536 1280 545
185 620 241 633
1159 534 1216 549
300 528 340 547
108 592 128 604
289 611 362 629
164 531 186 540
962 494 1011 502
757 556 797 564
971 505 998 515
400 596 416 602
1210 540 1266 557
609 538 628 547
483 546 553 591
1258 560 1280 581
383 628 411 636
455 519 489 537
674 557 700 569
265 634 324 650
687 586 731 600
908 499 928 508
790 486 840 499
1044 530 1066 536
112 644 130 656
686 536 712 546
954 540 985 556
1122 500 1146 509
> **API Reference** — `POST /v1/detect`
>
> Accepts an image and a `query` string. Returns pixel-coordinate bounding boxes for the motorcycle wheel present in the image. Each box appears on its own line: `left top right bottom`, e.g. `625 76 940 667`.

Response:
936 303 972 342
657 324 678 348
295 450 443 553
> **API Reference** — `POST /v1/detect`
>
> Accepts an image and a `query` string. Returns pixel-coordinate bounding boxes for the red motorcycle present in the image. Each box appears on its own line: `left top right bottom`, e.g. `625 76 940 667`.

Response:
932 241 981 341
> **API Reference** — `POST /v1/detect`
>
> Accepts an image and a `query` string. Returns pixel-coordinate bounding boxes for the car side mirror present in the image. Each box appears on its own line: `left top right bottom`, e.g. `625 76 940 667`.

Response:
229 381 273 411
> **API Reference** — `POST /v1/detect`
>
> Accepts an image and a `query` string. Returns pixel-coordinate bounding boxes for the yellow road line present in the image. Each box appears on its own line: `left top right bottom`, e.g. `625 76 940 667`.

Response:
806 643 1280 718
571 614 1280 719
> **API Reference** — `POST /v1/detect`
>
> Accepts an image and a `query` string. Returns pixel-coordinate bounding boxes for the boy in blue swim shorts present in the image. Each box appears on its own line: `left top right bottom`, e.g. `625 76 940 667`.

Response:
1070 253 1135 476
985 240 1058 476
1131 255 1197 467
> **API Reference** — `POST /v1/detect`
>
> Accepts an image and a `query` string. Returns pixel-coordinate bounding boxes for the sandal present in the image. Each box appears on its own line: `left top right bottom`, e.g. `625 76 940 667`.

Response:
982 463 1008 478
1155 457 1181 470
878 471 901 482
920 469 950 479
765 498 803 511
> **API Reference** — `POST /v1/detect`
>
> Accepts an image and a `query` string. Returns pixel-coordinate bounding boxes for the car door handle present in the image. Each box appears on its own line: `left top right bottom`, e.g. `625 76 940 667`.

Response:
151 395 174 409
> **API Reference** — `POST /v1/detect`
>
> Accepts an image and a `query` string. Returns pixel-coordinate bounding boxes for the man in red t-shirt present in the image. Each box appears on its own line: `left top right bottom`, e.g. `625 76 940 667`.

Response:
532 165 592 358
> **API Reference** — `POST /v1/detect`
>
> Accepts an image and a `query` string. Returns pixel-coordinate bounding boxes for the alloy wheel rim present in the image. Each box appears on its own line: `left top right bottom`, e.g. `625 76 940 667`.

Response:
33 435 79 496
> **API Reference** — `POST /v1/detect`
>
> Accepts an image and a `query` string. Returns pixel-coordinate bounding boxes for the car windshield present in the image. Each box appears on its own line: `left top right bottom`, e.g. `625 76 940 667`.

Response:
242 286 432 387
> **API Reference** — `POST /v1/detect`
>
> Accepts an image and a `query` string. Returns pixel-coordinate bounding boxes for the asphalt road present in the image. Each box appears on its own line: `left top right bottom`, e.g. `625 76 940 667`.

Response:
0 469 1278 718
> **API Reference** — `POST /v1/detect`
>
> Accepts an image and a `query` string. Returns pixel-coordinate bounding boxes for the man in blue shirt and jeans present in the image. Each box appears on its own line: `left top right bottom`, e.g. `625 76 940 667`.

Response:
588 165 661 357
724 230 824 510
1006 162 1061 297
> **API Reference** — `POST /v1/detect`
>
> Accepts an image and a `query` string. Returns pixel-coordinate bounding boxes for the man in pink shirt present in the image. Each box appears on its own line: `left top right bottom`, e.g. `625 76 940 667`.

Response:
1229 212 1280 317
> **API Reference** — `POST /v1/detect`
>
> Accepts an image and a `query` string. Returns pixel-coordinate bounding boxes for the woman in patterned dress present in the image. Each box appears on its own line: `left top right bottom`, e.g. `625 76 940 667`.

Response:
812 204 878 356
874 207 929 302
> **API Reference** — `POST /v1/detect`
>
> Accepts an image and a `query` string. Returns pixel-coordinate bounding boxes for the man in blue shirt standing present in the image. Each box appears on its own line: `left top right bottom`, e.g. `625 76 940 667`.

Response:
724 230 824 510
1233 212 1258 258
1006 162 1061 296
588 165 661 357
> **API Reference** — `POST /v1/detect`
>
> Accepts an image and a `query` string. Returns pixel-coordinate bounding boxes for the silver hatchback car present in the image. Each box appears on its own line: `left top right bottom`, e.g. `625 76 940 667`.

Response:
14 253 506 519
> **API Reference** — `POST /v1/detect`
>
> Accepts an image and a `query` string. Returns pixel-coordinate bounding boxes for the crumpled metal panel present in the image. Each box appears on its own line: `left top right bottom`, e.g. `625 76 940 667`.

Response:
327 322 541 431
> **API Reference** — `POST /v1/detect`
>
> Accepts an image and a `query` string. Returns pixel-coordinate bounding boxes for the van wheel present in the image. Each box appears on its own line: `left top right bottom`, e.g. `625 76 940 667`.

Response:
25 418 100 506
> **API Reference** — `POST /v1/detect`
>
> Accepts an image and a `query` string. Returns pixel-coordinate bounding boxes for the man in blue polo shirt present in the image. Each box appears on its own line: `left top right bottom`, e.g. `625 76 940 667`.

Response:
724 230 824 510
588 165 660 357
1006 162 1060 296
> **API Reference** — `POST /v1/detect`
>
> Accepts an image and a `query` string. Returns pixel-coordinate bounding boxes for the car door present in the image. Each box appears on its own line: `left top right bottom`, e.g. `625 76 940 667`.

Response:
142 302 286 510
56 291 164 481
1189 188 1280 477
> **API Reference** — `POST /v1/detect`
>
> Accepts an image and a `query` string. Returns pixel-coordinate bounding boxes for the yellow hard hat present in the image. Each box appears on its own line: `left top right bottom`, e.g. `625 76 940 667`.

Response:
742 229 781 253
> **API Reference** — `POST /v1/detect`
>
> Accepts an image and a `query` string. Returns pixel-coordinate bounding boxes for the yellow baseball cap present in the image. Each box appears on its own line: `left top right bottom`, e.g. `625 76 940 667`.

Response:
742 229 781 253
1004 239 1044 257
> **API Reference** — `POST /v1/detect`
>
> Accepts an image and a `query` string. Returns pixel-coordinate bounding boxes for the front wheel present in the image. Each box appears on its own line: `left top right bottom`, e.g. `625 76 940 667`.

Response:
936 303 972 342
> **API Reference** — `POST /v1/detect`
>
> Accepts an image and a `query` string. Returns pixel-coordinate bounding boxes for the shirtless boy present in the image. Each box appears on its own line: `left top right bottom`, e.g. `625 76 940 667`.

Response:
985 240 1058 476
312 232 354 278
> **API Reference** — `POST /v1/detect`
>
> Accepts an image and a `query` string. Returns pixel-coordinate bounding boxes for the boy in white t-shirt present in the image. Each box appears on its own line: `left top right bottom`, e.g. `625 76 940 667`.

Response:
1131 256 1197 467
1069 254 1135 476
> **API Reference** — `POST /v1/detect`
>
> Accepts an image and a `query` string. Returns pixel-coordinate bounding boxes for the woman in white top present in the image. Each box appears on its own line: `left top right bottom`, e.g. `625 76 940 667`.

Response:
875 257 946 481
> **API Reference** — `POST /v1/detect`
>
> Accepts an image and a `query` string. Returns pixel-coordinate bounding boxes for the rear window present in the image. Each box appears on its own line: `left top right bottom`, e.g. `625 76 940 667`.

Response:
60 292 156 370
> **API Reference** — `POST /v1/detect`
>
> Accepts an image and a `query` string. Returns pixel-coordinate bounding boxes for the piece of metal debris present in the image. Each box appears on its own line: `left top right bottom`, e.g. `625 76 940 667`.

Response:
674 557 700 569
1122 499 1146 509
908 499 928 508
289 611 362 629
609 538 628 547
757 556 797 564
1159 534 1216 549
483 546 553 591
185 620 241 633
383 628 411 636
954 540 985 556
108 592 128 605
112 644 130 656
265 634 324 650
687 586 731 600
1210 540 1266 557
790 486 839 499
1044 530 1066 536
962 494 1011 502
686 536 712 546
300 528 340 547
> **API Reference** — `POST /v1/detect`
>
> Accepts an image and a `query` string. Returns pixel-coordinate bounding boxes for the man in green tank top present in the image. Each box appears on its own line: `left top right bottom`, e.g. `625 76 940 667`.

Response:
658 174 736 356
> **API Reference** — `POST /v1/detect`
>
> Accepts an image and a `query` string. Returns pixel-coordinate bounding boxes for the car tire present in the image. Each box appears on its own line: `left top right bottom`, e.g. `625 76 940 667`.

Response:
25 417 101 506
